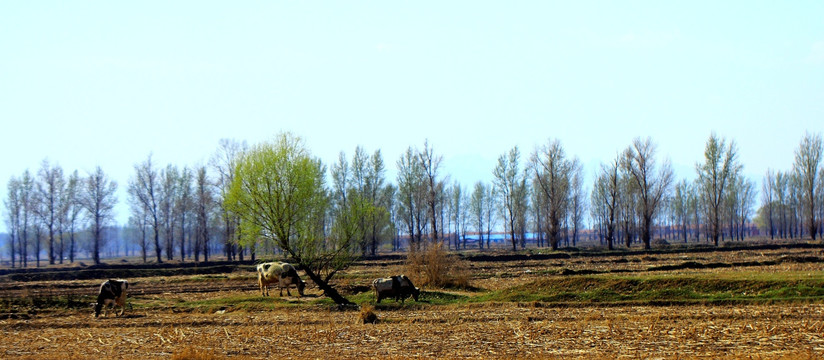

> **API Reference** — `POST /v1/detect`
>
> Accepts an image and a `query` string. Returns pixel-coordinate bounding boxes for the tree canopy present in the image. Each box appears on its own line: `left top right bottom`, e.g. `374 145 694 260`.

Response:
225 132 354 305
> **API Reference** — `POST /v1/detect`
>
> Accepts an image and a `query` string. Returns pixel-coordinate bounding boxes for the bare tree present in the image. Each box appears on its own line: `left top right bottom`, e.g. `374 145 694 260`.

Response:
448 182 469 249
79 166 118 265
494 146 528 251
4 177 22 267
737 176 757 240
160 164 178 261
793 131 823 239
622 137 674 249
592 156 620 250
397 147 426 250
344 147 391 256
696 134 741 246
63 171 82 263
31 213 43 267
211 138 246 261
483 183 496 249
419 140 444 244
129 154 163 263
774 171 789 238
529 140 572 251
568 158 586 247
35 160 65 265
175 167 193 261
672 179 692 242
18 171 35 268
128 209 149 263
761 170 776 240
470 181 487 249
194 166 213 262
366 150 391 256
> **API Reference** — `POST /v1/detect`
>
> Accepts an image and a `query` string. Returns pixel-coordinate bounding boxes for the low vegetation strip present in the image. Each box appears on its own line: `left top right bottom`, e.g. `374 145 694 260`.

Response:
3 264 247 282
485 274 824 305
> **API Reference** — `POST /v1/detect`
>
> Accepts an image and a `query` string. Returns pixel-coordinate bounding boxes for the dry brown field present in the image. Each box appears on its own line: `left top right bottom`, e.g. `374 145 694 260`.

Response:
2 242 824 359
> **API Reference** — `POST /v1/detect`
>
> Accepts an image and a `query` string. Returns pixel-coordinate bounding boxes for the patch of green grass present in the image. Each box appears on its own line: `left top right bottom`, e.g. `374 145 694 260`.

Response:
481 273 824 305
311 289 471 308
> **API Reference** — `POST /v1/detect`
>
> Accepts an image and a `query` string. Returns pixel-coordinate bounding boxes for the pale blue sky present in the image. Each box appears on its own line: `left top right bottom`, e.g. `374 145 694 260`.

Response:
2 1 823 227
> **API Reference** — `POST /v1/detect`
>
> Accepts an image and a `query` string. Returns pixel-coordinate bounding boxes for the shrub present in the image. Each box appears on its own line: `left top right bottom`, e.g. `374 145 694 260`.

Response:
359 304 378 324
406 243 470 289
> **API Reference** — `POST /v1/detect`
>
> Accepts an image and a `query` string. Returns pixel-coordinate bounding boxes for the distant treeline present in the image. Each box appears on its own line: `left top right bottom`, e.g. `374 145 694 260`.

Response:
3 132 822 267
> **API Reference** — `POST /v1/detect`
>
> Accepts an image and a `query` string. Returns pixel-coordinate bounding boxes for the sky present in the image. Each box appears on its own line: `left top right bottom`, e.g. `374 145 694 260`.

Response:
1 1 823 229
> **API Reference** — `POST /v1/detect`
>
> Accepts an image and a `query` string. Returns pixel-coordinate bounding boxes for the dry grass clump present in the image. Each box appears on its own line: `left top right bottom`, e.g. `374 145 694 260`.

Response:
407 243 471 289
359 304 378 324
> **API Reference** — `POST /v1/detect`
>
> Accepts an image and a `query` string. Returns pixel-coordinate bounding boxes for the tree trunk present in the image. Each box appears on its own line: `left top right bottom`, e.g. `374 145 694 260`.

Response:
302 267 354 306
154 227 162 263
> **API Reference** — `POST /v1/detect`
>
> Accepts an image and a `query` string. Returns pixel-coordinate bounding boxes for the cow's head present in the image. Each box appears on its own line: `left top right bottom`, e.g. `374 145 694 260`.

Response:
94 303 103 318
411 287 420 301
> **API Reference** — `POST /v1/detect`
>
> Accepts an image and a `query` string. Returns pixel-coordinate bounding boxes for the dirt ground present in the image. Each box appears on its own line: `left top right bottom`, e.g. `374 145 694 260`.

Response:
3 302 823 359
2 244 824 359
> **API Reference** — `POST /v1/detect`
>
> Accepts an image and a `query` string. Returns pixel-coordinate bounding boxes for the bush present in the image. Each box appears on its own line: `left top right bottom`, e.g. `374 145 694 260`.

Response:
406 243 470 289
359 304 378 324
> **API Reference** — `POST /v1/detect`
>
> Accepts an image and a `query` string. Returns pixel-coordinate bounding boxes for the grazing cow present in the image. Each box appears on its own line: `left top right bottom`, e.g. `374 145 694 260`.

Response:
95 279 129 318
256 262 306 297
372 275 420 303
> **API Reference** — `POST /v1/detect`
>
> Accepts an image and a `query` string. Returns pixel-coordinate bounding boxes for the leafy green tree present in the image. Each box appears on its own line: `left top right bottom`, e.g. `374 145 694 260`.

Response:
226 132 354 306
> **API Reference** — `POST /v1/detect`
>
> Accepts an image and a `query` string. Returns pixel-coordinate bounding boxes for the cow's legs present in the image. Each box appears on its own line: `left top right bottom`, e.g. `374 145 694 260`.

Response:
116 297 125 317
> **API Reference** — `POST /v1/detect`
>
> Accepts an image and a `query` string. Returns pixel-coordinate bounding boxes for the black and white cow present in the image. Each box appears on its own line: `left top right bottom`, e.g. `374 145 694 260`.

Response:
256 262 306 297
94 279 129 318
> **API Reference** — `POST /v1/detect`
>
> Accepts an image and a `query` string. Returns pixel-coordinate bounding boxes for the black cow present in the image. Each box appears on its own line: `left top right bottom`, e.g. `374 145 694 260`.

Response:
372 275 420 303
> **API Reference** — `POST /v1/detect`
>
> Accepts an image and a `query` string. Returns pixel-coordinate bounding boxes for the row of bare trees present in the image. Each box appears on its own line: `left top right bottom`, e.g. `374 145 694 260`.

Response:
5 132 821 265
4 161 117 267
127 155 219 264
592 135 761 250
759 132 824 241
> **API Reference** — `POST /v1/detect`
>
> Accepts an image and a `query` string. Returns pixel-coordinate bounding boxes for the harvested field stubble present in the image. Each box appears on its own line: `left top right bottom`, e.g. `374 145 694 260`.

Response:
3 243 824 359
2 303 823 359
